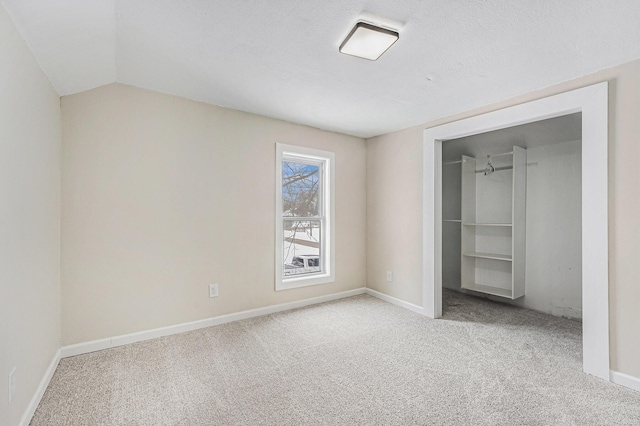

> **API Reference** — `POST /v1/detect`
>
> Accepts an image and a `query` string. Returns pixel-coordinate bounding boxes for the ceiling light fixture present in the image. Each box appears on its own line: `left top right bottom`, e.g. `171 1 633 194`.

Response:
339 22 399 61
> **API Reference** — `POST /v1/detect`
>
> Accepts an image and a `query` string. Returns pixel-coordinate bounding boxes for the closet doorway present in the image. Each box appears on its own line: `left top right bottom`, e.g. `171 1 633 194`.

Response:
441 114 581 317
422 83 609 380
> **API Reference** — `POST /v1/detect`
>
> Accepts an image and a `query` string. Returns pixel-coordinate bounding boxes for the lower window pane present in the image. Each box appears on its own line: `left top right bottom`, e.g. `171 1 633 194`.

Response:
283 220 321 277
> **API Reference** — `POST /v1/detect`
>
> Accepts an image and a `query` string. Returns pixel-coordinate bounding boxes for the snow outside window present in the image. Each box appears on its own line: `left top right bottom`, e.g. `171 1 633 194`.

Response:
275 144 335 290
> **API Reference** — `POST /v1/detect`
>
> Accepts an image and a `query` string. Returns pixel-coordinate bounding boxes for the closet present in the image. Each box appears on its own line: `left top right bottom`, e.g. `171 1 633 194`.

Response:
460 147 526 299
441 113 583 319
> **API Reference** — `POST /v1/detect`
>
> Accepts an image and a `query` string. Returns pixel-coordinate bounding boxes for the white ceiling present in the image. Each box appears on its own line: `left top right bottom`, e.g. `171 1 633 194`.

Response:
3 0 640 138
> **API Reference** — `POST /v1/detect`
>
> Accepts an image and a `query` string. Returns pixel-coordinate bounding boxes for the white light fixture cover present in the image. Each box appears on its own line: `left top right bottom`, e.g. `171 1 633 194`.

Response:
339 22 399 61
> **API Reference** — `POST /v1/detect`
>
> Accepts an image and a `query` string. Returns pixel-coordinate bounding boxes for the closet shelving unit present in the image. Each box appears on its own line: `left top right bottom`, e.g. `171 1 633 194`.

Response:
460 146 526 299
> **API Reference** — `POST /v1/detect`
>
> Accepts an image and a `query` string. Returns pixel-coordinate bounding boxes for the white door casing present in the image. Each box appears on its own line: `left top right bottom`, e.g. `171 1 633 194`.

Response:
422 82 609 380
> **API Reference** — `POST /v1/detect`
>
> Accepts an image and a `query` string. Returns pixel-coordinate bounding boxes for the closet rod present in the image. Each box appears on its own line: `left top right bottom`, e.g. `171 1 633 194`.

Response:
475 166 513 174
488 151 513 158
443 160 462 165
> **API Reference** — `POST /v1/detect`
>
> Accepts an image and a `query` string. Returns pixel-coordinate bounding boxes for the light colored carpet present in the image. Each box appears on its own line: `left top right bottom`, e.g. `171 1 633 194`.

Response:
32 290 640 425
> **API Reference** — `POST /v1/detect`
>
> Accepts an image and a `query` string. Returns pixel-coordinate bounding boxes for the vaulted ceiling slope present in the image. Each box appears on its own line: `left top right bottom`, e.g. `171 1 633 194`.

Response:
4 0 640 138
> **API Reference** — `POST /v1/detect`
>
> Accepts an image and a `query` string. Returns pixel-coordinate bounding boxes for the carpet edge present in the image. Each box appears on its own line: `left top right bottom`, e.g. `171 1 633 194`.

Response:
60 287 367 358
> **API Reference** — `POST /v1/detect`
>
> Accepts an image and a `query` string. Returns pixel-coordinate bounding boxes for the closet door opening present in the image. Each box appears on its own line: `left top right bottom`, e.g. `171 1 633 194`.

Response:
441 114 582 319
423 82 609 379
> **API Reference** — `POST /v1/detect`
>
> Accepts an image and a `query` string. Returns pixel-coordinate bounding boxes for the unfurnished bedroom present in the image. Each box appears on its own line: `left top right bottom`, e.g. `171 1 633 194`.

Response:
1 1 640 425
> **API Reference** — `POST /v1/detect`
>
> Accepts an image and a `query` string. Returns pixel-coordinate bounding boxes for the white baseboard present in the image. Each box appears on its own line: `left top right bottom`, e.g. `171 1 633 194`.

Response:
61 287 367 358
19 289 639 426
610 370 640 392
365 288 425 315
20 349 61 426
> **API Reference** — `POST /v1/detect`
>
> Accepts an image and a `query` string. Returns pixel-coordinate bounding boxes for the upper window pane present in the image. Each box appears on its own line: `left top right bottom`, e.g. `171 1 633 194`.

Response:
282 161 320 217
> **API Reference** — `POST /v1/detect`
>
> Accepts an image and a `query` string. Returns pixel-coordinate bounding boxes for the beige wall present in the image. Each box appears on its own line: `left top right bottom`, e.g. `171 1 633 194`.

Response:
61 83 366 345
0 4 61 425
366 58 640 378
367 126 424 306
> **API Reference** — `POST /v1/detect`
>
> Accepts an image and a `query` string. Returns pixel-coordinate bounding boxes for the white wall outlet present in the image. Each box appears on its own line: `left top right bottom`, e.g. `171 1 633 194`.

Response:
208 283 219 298
8 367 16 403
386 271 393 282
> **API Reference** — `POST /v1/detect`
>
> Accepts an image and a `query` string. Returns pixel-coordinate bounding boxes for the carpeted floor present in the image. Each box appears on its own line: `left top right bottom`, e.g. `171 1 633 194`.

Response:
32 290 640 425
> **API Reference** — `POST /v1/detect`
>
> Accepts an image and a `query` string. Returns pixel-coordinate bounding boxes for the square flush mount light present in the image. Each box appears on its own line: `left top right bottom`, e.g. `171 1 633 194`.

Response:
339 22 399 61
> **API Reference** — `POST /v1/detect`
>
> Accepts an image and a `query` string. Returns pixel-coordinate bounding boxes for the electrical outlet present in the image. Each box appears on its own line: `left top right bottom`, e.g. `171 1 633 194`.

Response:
209 283 219 298
386 271 393 282
8 367 16 404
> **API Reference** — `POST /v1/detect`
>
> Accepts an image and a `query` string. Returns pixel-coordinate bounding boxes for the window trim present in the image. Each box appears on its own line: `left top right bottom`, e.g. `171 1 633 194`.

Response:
275 143 335 291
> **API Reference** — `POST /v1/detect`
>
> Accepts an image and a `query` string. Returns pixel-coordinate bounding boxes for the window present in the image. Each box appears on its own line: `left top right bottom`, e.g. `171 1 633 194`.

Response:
275 144 335 290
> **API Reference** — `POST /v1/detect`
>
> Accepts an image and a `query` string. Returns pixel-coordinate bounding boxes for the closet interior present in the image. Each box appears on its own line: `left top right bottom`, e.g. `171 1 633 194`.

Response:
441 113 584 319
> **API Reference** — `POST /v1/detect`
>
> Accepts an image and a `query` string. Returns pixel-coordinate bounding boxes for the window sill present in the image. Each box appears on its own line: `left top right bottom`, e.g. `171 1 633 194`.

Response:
276 272 335 291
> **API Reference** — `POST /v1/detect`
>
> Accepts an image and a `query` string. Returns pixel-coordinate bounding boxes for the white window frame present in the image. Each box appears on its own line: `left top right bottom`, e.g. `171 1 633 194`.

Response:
275 143 335 290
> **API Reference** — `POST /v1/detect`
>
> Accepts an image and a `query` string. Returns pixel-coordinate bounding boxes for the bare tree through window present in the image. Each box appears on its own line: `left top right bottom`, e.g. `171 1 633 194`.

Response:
282 161 322 276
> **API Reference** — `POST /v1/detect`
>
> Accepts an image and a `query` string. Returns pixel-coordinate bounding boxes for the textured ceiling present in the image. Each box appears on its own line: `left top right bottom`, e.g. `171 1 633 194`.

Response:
3 0 640 138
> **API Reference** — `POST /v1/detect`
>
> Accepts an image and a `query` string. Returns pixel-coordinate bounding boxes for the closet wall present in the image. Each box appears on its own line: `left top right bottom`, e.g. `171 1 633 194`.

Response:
442 114 582 319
